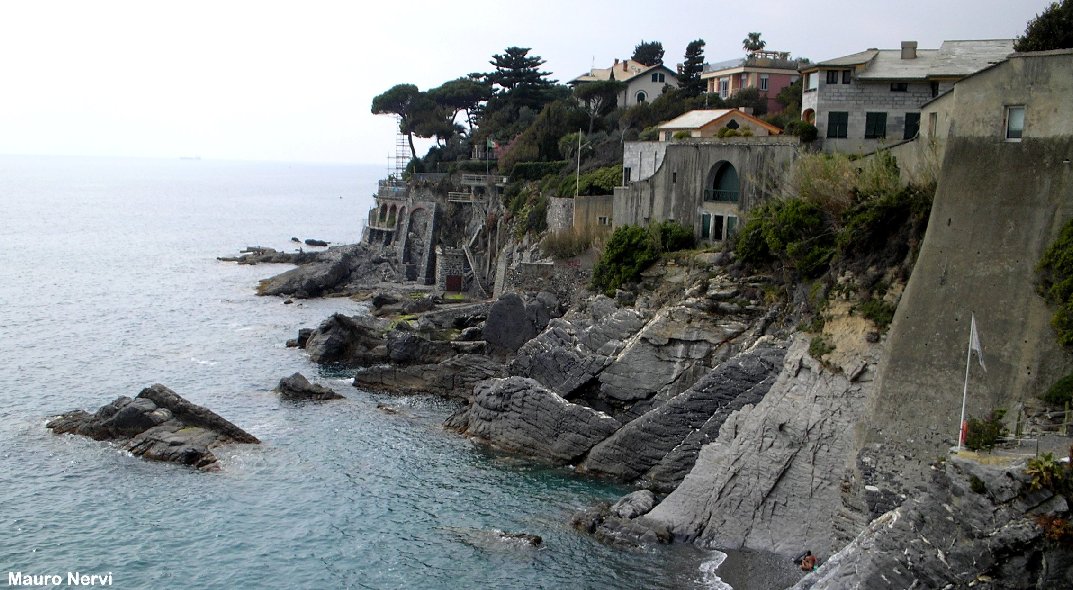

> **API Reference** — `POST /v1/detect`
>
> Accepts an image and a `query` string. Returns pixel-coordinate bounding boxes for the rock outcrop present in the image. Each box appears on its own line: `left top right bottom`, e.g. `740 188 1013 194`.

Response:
47 384 259 471
578 340 786 486
483 292 561 355
793 456 1073 590
643 335 878 556
354 354 506 400
304 313 388 365
275 372 343 401
256 245 362 298
445 376 620 464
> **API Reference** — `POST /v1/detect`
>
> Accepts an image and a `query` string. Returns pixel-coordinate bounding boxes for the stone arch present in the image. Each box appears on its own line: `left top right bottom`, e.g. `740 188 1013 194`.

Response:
704 161 740 203
802 108 816 124
378 203 388 224
635 90 647 104
388 204 398 227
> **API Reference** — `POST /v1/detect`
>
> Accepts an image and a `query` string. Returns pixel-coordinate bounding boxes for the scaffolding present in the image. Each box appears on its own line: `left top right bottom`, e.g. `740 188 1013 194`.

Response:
394 116 409 179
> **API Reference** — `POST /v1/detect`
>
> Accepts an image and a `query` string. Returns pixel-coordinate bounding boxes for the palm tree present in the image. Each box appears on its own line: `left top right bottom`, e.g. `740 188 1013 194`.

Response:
742 32 766 54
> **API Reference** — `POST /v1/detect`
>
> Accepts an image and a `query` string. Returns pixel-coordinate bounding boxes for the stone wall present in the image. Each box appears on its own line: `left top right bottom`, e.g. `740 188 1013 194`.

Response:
504 261 591 308
435 246 467 291
546 197 574 232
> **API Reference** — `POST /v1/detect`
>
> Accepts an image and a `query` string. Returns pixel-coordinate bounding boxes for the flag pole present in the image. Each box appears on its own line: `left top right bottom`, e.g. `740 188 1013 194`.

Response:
957 314 975 451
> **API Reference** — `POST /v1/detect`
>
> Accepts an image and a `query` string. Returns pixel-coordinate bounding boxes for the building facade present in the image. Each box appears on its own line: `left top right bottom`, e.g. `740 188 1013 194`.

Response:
801 40 1013 153
701 51 803 114
570 59 680 108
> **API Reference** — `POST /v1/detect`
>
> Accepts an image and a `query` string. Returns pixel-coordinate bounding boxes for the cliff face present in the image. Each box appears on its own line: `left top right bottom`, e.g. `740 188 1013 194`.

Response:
645 335 879 556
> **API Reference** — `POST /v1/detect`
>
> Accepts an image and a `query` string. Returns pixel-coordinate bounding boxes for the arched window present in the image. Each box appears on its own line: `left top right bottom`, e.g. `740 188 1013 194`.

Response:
635 90 647 104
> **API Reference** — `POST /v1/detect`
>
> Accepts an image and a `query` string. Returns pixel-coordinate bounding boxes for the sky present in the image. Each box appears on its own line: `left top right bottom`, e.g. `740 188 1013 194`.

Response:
0 0 1053 165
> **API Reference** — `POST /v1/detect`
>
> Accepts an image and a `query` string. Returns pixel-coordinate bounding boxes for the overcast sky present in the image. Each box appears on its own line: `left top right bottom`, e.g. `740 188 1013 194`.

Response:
0 0 1052 165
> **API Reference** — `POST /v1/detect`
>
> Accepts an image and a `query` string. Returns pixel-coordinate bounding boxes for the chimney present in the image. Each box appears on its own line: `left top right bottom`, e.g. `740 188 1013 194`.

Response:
901 41 918 59
622 59 628 72
614 58 619 66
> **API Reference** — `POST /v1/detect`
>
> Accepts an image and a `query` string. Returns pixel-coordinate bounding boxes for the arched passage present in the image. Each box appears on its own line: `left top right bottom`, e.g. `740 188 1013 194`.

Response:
802 109 816 124
704 161 740 203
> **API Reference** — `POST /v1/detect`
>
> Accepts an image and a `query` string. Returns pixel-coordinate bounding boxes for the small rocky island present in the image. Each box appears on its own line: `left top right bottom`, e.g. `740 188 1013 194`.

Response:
47 384 259 471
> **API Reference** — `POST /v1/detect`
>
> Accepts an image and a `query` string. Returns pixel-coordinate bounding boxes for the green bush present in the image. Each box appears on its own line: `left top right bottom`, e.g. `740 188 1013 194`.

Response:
790 153 857 217
857 298 896 329
558 165 622 197
857 150 902 201
639 126 660 141
809 335 835 359
1037 218 1073 346
511 161 568 181
762 199 836 278
734 205 775 265
591 221 693 295
1043 373 1073 405
672 130 691 140
964 409 1007 452
1026 452 1064 491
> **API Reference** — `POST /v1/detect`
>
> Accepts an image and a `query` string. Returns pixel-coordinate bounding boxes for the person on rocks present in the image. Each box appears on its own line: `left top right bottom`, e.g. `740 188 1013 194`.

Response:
799 550 817 572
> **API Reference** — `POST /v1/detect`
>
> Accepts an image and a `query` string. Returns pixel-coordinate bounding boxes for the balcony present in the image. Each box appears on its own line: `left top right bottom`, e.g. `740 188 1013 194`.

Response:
377 179 409 200
448 191 476 203
703 189 740 203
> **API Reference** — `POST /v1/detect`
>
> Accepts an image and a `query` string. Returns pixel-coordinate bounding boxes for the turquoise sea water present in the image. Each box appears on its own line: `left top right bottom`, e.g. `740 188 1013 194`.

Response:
0 156 724 589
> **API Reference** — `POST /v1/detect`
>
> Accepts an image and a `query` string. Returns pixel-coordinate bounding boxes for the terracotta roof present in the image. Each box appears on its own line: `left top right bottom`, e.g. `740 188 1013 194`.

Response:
658 109 782 135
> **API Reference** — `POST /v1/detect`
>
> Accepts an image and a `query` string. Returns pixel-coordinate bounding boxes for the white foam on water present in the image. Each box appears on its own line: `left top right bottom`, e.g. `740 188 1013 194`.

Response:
698 550 733 590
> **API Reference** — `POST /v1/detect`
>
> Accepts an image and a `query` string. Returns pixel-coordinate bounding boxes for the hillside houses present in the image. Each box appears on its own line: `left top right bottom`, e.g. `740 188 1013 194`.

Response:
569 59 679 107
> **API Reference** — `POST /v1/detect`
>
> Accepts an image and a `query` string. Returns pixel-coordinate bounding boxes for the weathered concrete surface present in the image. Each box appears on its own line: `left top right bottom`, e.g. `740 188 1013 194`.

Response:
793 456 1073 590
865 137 1073 489
645 335 878 556
577 340 786 483
445 376 620 464
47 384 259 471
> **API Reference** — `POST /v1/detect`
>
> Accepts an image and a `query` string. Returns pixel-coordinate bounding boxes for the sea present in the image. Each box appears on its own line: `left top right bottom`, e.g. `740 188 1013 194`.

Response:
0 155 782 589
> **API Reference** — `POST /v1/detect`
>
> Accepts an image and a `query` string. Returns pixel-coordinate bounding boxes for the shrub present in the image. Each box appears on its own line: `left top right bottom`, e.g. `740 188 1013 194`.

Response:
672 130 691 140
511 161 568 181
734 205 776 265
858 297 896 329
639 126 660 141
964 409 1007 452
1043 373 1073 405
1036 218 1073 346
1036 514 1073 543
590 221 693 295
558 165 622 197
762 199 836 278
856 150 902 201
1026 452 1064 491
809 334 835 359
541 226 595 259
790 153 857 217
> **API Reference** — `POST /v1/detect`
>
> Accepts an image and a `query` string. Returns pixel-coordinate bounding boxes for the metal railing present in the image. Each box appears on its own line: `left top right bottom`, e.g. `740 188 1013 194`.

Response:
461 174 508 187
447 192 476 203
704 189 740 203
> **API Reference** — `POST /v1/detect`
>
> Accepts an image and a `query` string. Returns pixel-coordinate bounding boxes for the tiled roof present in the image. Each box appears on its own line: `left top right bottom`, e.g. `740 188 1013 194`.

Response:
658 109 737 129
571 60 673 84
808 40 1013 81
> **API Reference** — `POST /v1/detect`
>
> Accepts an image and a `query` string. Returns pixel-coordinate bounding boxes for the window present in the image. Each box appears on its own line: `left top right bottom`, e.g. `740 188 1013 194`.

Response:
719 78 730 98
741 73 749 88
928 112 938 136
865 112 887 139
842 70 851 84
1005 105 1025 141
826 70 839 84
930 81 939 97
890 82 908 92
726 216 738 237
598 216 610 226
759 74 769 91
672 170 677 183
806 72 818 92
700 213 711 239
827 111 848 138
651 72 665 83
903 113 920 139
623 167 632 184
635 91 647 103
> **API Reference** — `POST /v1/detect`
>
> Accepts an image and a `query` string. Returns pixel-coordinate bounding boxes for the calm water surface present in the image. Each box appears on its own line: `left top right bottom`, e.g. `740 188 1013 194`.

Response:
0 156 722 589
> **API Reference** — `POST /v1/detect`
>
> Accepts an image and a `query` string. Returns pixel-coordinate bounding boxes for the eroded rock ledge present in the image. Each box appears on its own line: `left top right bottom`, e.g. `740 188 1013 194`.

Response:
47 384 259 471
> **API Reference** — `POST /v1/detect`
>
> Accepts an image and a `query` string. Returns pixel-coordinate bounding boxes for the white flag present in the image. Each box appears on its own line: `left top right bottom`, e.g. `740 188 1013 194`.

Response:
970 314 986 372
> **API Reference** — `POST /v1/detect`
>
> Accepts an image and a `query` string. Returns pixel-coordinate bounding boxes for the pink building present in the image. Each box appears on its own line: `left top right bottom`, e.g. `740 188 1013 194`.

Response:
700 50 803 115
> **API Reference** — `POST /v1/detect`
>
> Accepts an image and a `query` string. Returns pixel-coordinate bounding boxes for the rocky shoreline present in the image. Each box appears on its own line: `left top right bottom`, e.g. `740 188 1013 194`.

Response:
216 240 1073 587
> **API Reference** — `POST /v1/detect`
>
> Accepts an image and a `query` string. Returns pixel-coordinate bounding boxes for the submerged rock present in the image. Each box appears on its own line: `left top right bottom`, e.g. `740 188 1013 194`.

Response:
47 384 259 471
275 372 344 401
354 354 506 400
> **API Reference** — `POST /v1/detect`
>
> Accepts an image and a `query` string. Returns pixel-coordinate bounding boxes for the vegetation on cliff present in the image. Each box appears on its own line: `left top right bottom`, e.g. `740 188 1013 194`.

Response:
591 222 694 295
1014 0 1073 52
